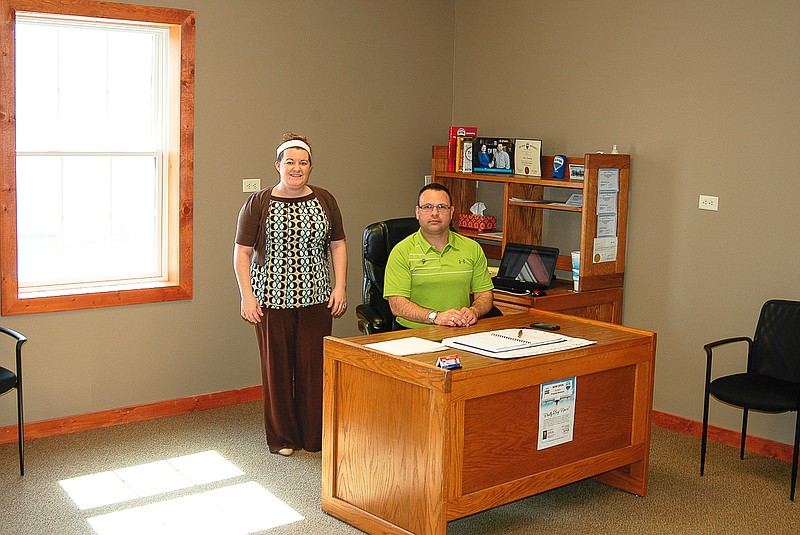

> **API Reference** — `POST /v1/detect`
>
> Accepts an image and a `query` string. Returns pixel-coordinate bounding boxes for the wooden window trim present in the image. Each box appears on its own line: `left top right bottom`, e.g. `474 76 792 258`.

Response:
0 0 195 315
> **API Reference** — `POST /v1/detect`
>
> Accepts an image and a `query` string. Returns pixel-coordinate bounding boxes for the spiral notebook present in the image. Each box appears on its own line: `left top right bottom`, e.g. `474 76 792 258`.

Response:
443 328 565 354
442 328 595 359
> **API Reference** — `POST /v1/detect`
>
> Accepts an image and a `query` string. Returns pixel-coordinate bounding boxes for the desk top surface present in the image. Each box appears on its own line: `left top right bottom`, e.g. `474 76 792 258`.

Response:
327 310 655 374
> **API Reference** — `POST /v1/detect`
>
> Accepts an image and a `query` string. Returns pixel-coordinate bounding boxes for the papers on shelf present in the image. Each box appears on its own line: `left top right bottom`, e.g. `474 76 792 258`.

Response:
478 231 504 238
509 197 549 204
364 337 448 356
509 194 583 208
442 328 595 359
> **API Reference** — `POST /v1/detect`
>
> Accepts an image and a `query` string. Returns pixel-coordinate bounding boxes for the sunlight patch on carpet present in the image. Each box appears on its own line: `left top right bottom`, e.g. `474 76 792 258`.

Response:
59 450 244 509
86 482 304 535
58 451 303 534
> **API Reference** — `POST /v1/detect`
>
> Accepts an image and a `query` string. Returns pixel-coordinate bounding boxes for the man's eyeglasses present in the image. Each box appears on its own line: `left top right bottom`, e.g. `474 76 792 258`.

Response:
418 203 451 212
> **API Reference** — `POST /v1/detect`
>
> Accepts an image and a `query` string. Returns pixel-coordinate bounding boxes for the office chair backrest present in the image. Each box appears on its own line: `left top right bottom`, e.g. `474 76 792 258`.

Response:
750 299 800 383
361 217 419 326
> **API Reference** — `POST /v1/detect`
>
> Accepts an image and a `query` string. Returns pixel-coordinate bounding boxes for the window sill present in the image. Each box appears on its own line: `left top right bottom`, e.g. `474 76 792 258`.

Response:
3 281 192 316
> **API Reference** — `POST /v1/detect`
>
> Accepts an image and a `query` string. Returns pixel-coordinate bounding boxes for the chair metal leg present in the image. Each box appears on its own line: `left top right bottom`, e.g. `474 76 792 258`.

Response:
17 379 24 476
701 389 711 476
791 411 799 501
740 408 749 460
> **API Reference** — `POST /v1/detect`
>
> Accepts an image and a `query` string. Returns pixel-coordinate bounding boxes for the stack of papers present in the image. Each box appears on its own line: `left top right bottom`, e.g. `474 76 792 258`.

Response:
364 337 448 356
442 328 595 359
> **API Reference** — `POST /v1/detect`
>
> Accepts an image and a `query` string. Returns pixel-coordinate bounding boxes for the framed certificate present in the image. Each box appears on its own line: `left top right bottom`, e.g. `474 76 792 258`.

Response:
514 139 542 177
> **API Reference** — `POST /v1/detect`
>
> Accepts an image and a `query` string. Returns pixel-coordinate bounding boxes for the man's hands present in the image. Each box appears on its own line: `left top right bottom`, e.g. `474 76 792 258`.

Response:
434 307 478 327
388 295 489 327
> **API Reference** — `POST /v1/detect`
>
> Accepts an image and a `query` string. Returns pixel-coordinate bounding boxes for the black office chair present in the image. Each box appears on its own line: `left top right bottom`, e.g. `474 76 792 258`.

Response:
700 299 800 500
0 326 27 476
355 218 504 335
356 217 419 335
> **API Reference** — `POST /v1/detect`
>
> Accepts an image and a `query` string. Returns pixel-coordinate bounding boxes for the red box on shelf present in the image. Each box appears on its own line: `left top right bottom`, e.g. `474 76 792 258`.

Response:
458 214 497 231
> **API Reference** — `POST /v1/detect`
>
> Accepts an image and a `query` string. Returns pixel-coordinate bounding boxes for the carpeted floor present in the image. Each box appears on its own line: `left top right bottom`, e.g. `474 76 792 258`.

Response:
0 401 797 534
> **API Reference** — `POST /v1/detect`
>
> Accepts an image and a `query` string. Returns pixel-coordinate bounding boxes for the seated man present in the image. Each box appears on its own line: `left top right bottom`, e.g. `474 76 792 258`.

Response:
384 183 494 328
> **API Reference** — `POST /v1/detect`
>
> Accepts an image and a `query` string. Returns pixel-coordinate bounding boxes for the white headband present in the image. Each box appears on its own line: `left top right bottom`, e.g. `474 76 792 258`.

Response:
276 139 312 159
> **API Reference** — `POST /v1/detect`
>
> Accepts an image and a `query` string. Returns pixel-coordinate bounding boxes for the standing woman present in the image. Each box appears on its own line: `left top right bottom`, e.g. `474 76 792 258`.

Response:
234 132 347 456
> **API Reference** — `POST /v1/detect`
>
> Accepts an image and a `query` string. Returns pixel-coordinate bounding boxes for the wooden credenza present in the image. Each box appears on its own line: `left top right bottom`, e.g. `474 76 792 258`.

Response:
492 280 624 324
322 311 656 534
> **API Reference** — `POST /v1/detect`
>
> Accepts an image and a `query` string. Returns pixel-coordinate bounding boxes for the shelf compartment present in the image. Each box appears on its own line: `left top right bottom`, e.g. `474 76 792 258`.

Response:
457 228 503 242
507 200 582 213
436 171 584 189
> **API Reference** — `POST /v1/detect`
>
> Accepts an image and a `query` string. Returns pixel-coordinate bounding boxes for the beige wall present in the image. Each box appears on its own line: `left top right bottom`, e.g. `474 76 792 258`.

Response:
0 0 454 426
452 0 800 446
2 0 798 450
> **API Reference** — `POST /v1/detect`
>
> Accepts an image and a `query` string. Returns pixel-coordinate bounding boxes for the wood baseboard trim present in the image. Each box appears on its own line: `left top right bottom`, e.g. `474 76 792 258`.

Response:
0 385 261 444
651 410 794 464
0 393 792 464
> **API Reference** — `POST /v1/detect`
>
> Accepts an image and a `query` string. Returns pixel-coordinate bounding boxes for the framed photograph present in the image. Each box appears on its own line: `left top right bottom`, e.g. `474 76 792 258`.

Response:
472 137 514 174
568 164 585 181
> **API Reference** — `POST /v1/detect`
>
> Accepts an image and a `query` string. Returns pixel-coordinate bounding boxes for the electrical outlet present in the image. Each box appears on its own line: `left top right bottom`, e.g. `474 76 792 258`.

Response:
698 194 718 211
242 178 261 193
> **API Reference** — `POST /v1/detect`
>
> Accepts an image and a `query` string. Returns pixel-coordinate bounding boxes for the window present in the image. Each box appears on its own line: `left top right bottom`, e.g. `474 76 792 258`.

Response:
0 0 195 315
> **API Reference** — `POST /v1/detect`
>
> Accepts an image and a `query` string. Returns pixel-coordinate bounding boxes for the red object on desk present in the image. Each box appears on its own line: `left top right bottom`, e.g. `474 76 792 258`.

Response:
458 214 497 231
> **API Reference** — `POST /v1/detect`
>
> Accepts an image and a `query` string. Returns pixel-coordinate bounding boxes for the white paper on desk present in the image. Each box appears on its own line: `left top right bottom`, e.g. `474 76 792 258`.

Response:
364 337 448 356
442 329 595 359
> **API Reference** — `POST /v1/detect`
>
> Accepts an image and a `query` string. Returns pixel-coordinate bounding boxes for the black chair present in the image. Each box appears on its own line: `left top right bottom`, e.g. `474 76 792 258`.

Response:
0 326 27 476
700 299 800 500
356 217 419 334
355 218 504 335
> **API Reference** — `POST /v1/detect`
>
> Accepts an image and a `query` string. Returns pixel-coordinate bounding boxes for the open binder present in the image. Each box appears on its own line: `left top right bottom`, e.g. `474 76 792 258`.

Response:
442 328 595 359
444 329 565 354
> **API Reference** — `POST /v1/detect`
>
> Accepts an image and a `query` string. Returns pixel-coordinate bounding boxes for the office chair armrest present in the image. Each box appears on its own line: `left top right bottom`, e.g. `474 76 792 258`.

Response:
355 304 389 334
355 304 383 325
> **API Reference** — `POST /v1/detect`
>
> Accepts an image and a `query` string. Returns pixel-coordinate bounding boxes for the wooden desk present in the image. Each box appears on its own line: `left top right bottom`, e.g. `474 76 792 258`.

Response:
322 311 656 535
492 279 624 324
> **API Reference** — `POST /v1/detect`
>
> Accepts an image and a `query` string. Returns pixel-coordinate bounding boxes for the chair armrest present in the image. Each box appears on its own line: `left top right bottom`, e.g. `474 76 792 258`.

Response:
355 304 388 334
703 336 752 384
0 327 27 344
0 326 27 371
704 336 751 353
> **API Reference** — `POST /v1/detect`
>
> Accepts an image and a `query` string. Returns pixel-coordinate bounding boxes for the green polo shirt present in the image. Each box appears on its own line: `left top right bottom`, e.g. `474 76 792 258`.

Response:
384 230 494 328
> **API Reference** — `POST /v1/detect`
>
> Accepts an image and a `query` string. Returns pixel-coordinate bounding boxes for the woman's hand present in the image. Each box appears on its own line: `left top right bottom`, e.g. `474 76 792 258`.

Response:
240 293 263 324
328 286 347 318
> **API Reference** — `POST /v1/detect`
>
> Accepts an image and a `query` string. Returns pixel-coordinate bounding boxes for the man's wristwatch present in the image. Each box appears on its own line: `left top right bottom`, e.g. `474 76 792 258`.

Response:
427 310 438 324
